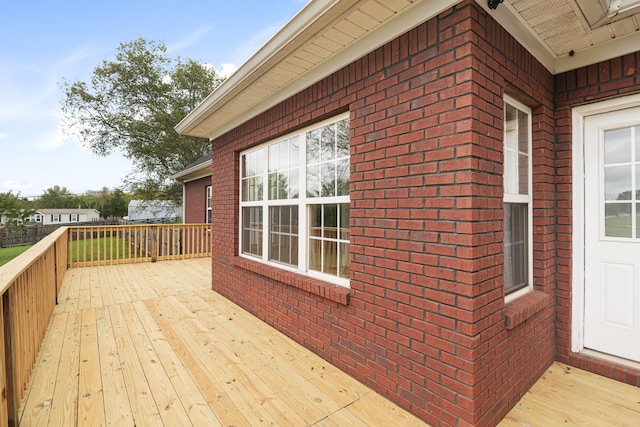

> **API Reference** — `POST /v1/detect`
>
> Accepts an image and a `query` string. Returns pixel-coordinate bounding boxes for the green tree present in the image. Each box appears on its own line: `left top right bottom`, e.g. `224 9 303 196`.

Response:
33 186 78 209
0 191 34 226
61 38 223 200
85 187 130 218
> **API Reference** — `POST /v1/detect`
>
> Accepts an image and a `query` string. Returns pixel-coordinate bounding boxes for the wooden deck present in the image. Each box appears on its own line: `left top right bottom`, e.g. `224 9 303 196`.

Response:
17 259 425 426
500 362 640 426
17 259 640 426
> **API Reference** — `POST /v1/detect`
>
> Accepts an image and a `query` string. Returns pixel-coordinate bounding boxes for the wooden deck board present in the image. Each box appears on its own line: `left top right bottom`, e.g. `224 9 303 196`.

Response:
95 306 134 426
499 362 640 426
18 311 67 426
18 259 640 426
78 308 105 426
108 303 163 426
47 311 81 426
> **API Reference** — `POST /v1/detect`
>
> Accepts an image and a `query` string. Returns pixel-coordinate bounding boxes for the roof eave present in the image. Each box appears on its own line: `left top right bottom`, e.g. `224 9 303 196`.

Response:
175 0 462 141
172 159 212 182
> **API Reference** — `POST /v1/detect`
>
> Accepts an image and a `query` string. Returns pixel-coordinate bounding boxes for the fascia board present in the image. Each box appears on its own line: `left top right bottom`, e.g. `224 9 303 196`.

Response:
176 0 462 140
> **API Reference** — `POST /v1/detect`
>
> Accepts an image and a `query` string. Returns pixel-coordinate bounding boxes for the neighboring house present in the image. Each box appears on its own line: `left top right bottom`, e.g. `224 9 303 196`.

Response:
35 209 100 225
175 1 640 425
127 200 181 223
173 153 212 224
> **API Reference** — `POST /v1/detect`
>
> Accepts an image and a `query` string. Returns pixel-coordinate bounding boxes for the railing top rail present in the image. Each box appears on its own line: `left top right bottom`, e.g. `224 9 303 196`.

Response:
68 223 211 229
0 226 69 295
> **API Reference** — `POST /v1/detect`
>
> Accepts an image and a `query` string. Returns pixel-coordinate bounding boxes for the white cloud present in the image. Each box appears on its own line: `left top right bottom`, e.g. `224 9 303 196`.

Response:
219 63 237 78
167 25 214 54
0 133 8 140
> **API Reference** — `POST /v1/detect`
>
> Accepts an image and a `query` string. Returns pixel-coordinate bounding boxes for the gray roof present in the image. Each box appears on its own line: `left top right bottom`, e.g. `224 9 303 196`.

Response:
37 208 99 215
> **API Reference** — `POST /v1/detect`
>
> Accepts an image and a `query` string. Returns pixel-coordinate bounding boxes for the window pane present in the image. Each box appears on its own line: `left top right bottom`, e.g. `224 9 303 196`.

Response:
337 159 350 197
321 123 336 161
339 242 350 278
242 150 263 178
321 162 336 197
605 165 632 201
337 119 350 158
518 153 528 195
242 207 262 256
269 143 279 171
309 239 322 272
307 129 320 164
504 102 529 197
324 204 337 238
605 127 632 164
309 204 322 237
636 164 640 200
278 141 289 169
504 104 518 150
307 118 350 200
268 172 278 200
290 136 299 167
269 138 299 201
289 168 299 199
504 150 518 194
308 203 350 278
269 206 298 267
518 109 529 154
504 203 528 294
323 240 338 275
340 203 350 241
605 203 632 238
242 150 263 202
307 164 320 198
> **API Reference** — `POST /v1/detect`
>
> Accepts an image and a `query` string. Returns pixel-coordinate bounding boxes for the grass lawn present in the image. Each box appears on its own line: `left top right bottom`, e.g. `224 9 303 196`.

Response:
0 245 33 267
69 236 130 263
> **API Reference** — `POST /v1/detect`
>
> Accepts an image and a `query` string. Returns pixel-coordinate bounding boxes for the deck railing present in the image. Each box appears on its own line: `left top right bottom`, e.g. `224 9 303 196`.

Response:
0 227 68 426
68 224 212 267
0 224 211 425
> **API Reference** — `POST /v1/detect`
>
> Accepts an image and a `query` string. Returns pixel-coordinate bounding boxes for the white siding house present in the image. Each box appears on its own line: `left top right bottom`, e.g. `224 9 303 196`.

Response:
36 209 100 225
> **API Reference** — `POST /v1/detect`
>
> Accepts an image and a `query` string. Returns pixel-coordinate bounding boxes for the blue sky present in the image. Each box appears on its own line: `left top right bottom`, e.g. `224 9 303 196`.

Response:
0 0 306 198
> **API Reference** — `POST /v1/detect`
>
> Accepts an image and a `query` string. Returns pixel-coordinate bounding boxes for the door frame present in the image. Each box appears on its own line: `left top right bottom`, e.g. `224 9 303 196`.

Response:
571 93 640 354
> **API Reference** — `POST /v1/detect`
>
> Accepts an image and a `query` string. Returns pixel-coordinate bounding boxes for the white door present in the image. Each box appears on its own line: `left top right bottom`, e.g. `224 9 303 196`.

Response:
584 107 640 362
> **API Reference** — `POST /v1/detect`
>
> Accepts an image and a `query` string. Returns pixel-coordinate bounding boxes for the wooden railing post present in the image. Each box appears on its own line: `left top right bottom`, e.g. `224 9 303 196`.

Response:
151 226 158 262
0 296 9 426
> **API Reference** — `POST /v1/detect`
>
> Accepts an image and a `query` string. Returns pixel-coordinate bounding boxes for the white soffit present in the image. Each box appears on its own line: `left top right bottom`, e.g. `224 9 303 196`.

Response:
478 0 640 74
176 0 462 140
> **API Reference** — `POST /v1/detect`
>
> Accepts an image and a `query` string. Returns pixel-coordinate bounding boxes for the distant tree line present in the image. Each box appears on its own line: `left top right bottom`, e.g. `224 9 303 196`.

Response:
0 186 132 226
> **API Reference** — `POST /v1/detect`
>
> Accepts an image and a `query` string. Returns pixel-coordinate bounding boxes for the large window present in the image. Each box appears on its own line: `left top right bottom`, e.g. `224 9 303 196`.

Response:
503 97 532 298
240 115 350 286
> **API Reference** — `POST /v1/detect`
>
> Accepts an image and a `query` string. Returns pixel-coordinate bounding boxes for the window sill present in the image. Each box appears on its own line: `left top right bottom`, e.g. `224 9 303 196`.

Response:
504 290 549 330
232 256 351 305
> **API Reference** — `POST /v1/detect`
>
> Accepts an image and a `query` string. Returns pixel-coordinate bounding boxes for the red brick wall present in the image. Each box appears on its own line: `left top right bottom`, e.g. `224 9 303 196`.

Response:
183 176 211 224
555 53 640 386
208 2 557 426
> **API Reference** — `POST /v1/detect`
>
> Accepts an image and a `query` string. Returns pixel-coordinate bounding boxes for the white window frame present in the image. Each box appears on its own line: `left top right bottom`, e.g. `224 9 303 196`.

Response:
503 96 533 302
51 214 61 223
206 185 212 224
70 213 79 222
239 113 350 287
